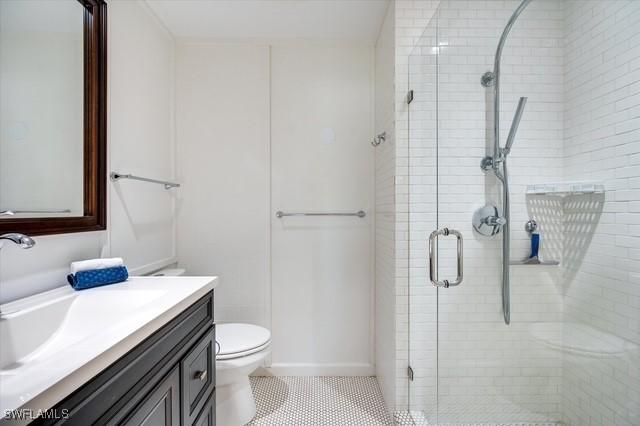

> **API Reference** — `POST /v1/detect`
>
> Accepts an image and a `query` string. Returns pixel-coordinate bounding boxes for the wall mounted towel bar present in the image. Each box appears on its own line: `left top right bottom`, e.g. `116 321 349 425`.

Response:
110 172 180 189
276 210 366 218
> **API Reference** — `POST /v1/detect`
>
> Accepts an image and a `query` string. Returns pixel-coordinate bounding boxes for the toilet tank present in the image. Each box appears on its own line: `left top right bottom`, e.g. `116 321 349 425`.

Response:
151 267 186 277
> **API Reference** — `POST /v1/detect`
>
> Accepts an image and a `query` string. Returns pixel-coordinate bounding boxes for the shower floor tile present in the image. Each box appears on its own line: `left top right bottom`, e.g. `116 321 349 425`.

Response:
393 411 563 426
248 376 393 425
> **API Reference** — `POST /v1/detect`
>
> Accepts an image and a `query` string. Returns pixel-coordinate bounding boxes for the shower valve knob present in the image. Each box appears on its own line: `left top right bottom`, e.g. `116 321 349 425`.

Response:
472 205 505 237
492 216 507 226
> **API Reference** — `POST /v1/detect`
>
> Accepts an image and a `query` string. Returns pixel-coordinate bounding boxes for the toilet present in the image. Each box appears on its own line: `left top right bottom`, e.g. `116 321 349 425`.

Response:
216 323 271 426
152 267 271 426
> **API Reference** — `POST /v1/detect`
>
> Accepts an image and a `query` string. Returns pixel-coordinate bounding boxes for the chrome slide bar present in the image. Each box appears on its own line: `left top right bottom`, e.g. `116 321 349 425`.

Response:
481 0 533 325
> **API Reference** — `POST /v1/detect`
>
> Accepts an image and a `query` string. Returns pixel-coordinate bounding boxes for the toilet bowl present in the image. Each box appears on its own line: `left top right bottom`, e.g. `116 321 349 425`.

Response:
151 269 270 425
216 323 271 426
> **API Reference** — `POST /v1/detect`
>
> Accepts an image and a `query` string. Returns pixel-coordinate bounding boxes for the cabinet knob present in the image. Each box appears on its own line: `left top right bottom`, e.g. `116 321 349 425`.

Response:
193 370 208 382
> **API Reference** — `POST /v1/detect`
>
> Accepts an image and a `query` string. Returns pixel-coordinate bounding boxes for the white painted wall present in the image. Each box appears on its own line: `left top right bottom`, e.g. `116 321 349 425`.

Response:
175 43 270 327
269 44 374 375
174 41 375 375
0 0 177 303
108 0 177 275
374 1 397 411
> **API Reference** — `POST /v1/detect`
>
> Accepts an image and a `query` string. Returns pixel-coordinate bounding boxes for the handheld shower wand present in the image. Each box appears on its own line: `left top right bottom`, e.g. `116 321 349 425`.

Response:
503 97 527 157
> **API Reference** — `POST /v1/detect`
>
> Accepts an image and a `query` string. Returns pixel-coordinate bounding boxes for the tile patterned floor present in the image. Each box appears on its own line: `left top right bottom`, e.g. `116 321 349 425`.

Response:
247 377 562 426
247 376 393 425
393 411 563 426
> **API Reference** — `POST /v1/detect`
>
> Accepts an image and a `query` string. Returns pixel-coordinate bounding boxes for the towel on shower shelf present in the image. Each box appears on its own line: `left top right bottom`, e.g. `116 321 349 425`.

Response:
67 257 129 290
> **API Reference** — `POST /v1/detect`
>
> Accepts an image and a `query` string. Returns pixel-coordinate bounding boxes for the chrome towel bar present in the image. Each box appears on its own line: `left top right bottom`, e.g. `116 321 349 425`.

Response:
276 210 366 218
110 172 180 189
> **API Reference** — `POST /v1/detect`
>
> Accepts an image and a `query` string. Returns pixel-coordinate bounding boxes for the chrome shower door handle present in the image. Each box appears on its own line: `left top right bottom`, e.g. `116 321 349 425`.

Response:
429 228 464 288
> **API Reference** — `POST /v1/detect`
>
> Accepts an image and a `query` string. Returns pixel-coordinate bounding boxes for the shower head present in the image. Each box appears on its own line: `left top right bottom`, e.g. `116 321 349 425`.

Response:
503 96 527 156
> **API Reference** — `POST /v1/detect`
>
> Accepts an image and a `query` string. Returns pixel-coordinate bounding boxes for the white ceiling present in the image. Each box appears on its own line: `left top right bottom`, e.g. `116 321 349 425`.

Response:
145 0 390 42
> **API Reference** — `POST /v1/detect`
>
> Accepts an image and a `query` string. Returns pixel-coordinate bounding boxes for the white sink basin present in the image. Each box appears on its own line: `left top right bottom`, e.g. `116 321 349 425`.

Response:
0 288 166 371
0 275 218 422
0 292 75 371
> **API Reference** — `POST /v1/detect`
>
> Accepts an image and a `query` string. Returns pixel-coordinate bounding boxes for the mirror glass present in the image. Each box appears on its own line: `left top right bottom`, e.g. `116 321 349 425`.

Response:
0 0 84 218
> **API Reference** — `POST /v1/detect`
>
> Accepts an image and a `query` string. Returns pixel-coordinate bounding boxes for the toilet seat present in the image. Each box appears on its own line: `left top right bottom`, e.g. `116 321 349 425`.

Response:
216 323 271 360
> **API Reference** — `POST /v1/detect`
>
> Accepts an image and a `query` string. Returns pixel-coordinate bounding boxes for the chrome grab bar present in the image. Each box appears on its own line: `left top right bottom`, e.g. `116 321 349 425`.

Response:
276 210 366 218
428 227 463 288
110 172 180 189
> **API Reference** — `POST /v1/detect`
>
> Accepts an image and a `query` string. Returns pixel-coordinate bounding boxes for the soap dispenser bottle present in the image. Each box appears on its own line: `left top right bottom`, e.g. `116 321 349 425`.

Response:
526 219 539 259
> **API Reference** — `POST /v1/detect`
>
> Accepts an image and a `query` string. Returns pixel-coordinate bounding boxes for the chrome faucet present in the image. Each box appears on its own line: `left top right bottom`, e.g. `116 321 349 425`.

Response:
0 233 35 315
0 233 36 249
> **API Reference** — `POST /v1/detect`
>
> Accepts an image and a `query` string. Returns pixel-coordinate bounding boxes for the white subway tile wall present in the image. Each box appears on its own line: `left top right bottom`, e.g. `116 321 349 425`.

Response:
393 0 639 424
562 1 640 424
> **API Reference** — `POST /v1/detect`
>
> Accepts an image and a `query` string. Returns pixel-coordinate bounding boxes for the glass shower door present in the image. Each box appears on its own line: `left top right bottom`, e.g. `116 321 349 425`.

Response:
408 1 565 424
406 9 438 425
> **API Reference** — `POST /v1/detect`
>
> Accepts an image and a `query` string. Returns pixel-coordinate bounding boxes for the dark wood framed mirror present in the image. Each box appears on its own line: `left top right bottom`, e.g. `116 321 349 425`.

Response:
0 0 107 236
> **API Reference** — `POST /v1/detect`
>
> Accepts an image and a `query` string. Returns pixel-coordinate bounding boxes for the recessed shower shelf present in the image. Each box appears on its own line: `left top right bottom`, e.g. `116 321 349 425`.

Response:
510 258 560 266
526 182 605 197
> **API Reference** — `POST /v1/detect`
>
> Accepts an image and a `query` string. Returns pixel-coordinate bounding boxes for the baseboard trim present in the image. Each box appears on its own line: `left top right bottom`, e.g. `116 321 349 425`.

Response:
255 363 375 376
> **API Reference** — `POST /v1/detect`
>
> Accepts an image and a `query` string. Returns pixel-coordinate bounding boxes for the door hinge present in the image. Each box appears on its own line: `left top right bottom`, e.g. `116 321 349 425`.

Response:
406 90 414 104
407 365 414 381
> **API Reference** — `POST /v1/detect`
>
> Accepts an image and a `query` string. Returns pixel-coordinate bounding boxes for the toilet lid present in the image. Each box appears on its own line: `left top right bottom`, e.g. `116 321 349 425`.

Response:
216 323 271 357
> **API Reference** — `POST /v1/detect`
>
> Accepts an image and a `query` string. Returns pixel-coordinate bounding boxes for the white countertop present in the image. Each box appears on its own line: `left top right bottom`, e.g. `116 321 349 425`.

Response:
0 276 218 422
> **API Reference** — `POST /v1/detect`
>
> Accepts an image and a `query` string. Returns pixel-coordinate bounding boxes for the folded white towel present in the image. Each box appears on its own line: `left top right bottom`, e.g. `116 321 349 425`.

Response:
70 257 124 274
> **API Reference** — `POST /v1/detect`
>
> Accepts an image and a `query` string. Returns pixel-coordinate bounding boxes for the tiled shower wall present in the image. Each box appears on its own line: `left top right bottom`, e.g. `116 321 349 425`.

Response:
392 0 639 424
561 1 640 424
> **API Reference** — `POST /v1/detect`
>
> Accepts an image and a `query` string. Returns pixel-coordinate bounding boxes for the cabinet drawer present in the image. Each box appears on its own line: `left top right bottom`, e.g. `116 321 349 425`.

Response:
181 326 215 425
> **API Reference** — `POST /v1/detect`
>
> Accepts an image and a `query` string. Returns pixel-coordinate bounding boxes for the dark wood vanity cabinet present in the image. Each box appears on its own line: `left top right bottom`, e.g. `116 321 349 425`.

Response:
34 292 215 426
